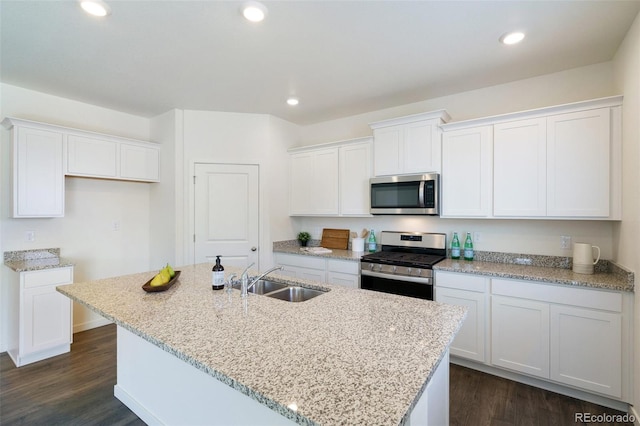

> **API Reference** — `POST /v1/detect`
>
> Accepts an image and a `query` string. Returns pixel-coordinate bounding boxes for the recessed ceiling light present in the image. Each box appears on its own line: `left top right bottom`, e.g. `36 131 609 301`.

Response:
80 0 111 17
500 31 525 45
287 97 299 106
242 1 268 23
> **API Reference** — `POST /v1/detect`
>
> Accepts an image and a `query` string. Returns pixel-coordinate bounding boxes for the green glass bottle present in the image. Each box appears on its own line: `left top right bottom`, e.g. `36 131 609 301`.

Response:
464 232 474 261
451 232 460 260
368 229 377 252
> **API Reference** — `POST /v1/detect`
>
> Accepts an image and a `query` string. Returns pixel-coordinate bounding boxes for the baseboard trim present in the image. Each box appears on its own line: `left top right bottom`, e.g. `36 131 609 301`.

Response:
73 317 112 334
114 384 163 426
7 344 70 367
451 357 631 413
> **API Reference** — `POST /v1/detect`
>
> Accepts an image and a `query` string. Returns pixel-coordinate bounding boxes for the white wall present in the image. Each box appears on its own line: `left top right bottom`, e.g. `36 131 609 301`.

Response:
176 109 299 270
149 109 181 268
298 62 615 146
612 11 640 420
0 84 155 349
290 62 618 260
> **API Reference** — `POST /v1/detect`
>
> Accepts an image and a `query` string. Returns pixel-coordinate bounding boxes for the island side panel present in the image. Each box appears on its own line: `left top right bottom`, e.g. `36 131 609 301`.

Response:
408 349 450 426
114 326 297 426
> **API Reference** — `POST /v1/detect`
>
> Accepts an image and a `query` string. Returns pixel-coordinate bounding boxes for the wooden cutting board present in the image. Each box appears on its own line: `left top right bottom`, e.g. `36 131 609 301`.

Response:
320 228 350 250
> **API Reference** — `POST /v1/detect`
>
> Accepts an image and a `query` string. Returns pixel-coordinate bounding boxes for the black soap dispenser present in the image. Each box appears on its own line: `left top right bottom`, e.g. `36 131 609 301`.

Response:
212 255 224 290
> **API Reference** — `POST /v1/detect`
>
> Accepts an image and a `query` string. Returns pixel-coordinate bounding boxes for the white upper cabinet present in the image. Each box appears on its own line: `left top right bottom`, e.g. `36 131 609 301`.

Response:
289 137 372 217
67 134 118 178
547 108 611 217
2 117 160 218
441 96 622 220
9 125 65 218
290 147 339 215
65 131 159 182
313 148 340 216
339 140 372 215
493 118 547 217
370 110 450 176
441 125 493 217
120 142 160 182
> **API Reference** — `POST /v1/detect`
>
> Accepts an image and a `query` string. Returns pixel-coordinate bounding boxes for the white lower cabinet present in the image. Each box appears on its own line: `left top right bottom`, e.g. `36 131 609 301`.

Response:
326 259 359 289
489 277 628 402
274 253 359 288
275 253 326 282
437 271 631 404
435 271 488 363
7 266 74 367
491 295 550 379
550 305 622 398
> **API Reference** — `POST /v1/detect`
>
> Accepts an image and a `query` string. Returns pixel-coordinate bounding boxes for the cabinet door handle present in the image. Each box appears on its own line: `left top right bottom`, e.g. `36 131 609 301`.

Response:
251 247 257 252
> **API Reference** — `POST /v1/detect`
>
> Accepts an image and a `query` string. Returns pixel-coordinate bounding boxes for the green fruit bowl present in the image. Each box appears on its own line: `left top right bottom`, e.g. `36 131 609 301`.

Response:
142 271 181 293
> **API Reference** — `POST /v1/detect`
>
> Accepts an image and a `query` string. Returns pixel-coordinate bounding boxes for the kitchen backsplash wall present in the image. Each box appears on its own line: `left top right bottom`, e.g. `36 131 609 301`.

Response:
292 216 615 260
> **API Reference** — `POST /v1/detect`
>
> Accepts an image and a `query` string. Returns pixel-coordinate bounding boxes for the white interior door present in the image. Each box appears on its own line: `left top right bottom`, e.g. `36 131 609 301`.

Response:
194 163 259 269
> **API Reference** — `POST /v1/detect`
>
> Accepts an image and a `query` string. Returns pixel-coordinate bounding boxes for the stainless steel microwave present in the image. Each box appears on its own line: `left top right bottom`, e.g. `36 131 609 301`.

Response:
370 173 440 215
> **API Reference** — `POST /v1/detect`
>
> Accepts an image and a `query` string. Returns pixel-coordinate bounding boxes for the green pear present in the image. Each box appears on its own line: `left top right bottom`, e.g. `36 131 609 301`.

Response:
165 263 175 278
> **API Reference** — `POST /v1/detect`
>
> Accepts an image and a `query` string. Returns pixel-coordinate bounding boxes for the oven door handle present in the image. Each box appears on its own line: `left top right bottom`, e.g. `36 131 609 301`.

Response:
361 269 433 285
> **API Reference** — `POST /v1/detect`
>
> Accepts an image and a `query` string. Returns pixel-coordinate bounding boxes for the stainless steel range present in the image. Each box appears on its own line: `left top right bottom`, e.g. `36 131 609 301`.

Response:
360 231 447 300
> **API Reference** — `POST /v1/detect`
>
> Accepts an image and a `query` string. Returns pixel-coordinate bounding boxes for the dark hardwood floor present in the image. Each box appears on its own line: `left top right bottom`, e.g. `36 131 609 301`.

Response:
450 363 633 426
0 324 144 426
0 324 633 425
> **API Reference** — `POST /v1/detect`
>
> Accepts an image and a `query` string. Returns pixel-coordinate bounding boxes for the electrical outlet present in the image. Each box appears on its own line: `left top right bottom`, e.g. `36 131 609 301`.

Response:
112 220 120 231
560 235 572 249
473 232 482 243
25 231 35 242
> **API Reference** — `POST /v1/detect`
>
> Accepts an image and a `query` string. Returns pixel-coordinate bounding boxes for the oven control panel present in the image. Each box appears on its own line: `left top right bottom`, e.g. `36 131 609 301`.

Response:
360 261 433 279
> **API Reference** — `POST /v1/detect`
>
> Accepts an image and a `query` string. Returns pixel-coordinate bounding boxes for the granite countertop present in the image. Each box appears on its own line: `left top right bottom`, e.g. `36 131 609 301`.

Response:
434 259 634 292
4 248 75 272
57 263 466 426
274 240 634 293
274 244 364 261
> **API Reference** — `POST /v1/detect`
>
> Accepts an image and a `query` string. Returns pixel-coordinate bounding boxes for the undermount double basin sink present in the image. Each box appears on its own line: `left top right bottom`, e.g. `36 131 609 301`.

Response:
232 279 326 302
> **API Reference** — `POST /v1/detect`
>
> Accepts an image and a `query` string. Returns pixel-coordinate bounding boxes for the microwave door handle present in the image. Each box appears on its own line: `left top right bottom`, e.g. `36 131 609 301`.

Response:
418 181 425 207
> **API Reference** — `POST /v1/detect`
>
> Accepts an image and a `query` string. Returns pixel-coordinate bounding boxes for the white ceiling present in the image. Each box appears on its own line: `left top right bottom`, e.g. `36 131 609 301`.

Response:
2 0 639 125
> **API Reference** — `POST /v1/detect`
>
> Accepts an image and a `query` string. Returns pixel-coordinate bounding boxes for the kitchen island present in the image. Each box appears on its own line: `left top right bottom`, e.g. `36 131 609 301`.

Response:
57 263 466 425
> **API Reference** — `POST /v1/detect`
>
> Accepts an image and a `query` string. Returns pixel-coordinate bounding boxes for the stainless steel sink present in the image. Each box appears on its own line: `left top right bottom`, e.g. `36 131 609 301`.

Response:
265 286 326 302
232 279 288 295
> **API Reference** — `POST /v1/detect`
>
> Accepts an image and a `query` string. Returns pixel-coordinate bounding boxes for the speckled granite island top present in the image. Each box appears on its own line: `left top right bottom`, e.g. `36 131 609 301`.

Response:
57 263 466 425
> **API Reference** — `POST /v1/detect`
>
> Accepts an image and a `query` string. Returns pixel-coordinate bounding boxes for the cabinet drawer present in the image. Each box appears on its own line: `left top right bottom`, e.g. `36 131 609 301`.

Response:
436 271 487 292
327 271 359 288
491 278 622 312
327 259 359 274
23 267 73 289
275 253 325 270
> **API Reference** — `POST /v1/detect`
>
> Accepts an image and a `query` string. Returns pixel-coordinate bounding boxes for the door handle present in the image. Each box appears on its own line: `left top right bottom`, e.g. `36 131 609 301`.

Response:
251 247 257 252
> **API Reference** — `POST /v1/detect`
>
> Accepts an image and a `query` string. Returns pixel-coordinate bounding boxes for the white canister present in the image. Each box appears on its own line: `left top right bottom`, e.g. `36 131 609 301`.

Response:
572 242 600 274
352 237 365 252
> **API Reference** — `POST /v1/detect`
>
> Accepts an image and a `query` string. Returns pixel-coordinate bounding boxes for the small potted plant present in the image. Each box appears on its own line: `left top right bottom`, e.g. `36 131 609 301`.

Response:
297 231 311 247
